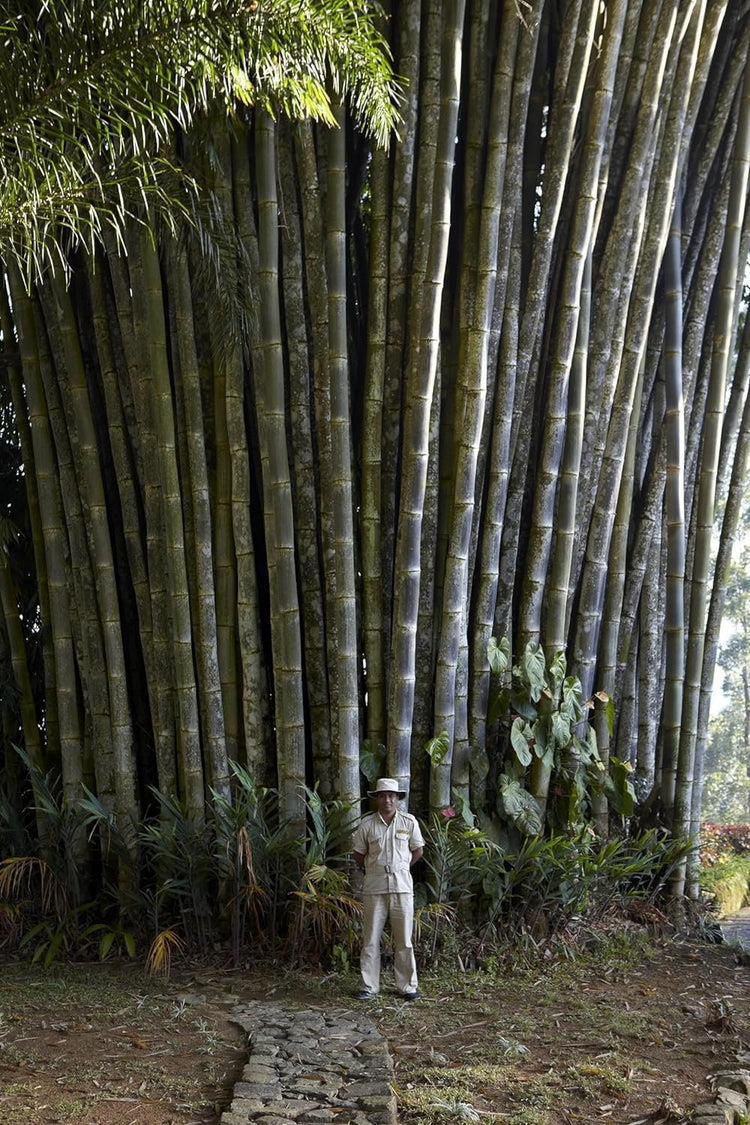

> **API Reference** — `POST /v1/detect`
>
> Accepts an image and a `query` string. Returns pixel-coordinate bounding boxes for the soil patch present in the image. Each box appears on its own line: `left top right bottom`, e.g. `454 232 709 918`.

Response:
0 934 747 1124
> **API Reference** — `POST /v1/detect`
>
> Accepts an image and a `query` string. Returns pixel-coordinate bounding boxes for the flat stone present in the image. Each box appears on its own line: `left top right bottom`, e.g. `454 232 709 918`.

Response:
228 1097 268 1114
715 1087 749 1109
286 1079 329 1094
357 1041 388 1055
690 1107 736 1124
223 999 397 1125
233 1081 282 1099
273 1100 323 1117
357 1095 397 1111
345 1080 391 1097
242 1065 280 1082
713 1073 750 1096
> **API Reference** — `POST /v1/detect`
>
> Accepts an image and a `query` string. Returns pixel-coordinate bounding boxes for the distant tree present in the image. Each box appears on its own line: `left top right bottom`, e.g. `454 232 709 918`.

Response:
703 533 750 823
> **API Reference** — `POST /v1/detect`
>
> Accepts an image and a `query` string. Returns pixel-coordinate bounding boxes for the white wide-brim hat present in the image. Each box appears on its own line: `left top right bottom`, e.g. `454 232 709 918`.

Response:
367 777 406 798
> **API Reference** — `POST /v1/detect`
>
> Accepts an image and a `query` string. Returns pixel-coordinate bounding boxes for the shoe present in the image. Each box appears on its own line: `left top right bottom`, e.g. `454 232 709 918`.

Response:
401 990 419 1001
356 989 376 1000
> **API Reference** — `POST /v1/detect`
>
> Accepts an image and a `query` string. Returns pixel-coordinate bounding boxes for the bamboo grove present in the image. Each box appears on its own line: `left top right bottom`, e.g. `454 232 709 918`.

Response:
0 0 749 902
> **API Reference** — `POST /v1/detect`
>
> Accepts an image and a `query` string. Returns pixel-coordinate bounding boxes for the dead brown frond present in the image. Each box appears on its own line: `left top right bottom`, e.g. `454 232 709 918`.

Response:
238 825 252 866
145 927 185 980
288 863 363 959
0 899 23 947
0 855 67 920
239 879 270 935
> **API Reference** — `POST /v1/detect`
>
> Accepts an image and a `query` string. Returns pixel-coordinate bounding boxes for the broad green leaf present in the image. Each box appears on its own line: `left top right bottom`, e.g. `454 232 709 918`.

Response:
532 716 550 754
499 774 543 836
487 635 511 675
551 710 571 748
562 676 584 720
359 740 386 782
509 690 537 722
451 791 476 827
606 694 616 738
426 729 450 766
604 757 636 817
541 746 555 771
547 650 567 695
522 642 547 702
510 717 533 768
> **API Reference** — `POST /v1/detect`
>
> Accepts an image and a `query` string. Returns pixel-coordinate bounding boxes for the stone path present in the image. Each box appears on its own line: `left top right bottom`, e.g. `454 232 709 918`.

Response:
220 1003 397 1125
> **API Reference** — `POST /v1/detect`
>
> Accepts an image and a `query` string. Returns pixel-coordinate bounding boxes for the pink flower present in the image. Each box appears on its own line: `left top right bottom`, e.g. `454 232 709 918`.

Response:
442 806 456 818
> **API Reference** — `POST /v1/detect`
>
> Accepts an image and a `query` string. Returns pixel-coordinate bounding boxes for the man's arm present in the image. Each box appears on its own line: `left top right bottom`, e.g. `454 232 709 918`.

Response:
410 846 423 866
353 850 366 869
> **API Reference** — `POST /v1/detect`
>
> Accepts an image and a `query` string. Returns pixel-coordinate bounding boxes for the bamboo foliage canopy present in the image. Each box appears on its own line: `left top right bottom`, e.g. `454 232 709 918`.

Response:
0 0 400 276
0 0 748 890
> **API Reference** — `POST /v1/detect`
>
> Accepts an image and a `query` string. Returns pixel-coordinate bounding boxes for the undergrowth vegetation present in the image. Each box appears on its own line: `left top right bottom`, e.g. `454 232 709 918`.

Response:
0 751 696 976
699 822 750 916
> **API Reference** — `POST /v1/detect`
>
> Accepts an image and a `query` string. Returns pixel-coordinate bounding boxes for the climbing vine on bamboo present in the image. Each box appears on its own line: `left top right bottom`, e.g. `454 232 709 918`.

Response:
486 638 634 838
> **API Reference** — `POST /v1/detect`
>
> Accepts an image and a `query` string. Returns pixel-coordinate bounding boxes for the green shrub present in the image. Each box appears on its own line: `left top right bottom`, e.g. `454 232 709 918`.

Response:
699 853 750 916
412 817 689 964
700 823 750 866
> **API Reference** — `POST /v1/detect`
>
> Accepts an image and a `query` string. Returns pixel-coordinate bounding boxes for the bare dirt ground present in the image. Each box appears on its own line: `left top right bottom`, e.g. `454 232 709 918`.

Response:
0 931 747 1125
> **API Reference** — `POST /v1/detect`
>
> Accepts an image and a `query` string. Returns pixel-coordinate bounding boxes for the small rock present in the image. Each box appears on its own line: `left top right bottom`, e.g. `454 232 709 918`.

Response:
714 1087 749 1109
712 1072 750 1097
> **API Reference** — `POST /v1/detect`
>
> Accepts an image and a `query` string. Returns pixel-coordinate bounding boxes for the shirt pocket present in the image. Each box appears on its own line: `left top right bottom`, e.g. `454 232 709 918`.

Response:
395 829 412 859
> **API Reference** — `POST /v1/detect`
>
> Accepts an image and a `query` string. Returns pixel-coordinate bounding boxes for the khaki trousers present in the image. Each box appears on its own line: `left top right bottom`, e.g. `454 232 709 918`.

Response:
360 892 418 995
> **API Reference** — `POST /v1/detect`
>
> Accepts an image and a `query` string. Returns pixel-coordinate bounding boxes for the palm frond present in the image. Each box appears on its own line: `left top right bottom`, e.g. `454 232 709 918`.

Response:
0 0 400 277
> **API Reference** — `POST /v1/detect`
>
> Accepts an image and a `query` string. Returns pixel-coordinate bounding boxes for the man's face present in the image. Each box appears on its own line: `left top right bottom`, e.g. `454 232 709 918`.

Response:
376 790 398 821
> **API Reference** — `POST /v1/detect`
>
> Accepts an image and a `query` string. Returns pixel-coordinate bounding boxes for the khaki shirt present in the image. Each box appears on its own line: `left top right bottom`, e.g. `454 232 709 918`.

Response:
352 810 425 895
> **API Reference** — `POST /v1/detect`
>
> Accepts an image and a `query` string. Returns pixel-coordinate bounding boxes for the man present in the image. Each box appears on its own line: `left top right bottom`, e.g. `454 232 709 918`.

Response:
352 777 424 1001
